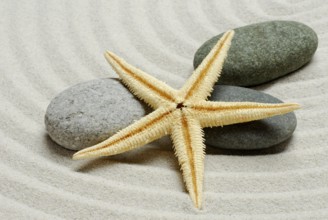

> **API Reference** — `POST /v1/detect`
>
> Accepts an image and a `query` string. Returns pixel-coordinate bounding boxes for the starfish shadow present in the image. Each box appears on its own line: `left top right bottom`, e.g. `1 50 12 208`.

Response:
205 137 292 156
44 128 290 168
75 136 180 173
44 131 180 174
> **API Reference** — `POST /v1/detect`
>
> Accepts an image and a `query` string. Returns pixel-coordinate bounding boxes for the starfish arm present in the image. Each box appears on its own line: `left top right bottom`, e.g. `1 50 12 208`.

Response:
104 51 178 109
73 107 175 160
170 110 205 209
179 30 234 101
188 100 300 127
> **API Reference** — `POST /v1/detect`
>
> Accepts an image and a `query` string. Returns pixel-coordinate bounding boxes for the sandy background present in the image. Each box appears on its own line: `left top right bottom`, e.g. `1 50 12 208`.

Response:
0 0 327 219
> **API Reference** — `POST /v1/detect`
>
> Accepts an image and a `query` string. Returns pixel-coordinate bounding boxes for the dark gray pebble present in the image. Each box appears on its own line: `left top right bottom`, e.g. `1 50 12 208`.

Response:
45 78 151 150
194 20 318 86
204 85 297 150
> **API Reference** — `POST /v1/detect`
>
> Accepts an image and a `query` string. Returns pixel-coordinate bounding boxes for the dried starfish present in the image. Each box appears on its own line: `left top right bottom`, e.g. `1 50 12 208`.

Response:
73 30 299 208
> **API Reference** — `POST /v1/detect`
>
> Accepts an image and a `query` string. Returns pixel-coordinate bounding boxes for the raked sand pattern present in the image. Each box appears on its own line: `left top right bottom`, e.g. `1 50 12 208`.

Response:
0 0 328 219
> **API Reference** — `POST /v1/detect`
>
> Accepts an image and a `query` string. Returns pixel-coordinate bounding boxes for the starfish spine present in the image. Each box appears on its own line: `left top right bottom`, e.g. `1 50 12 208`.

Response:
181 31 234 101
189 101 300 128
171 110 205 208
105 51 177 109
73 106 175 160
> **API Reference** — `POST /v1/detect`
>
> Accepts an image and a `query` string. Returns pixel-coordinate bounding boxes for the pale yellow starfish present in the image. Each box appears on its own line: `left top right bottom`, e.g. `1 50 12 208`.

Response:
73 30 299 208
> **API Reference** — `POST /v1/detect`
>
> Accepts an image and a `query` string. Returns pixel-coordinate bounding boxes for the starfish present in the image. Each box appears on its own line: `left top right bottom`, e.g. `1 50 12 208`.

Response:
73 30 299 208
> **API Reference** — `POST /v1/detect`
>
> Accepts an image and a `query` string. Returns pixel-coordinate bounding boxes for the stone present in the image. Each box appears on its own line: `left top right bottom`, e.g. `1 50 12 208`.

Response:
204 85 297 150
194 20 318 86
45 78 151 151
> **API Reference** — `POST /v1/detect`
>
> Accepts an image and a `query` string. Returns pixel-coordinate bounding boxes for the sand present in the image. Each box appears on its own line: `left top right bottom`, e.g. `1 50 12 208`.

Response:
0 0 327 219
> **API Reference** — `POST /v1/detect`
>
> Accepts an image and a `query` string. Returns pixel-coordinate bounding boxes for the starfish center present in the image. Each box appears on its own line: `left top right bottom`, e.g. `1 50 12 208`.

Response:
176 102 186 109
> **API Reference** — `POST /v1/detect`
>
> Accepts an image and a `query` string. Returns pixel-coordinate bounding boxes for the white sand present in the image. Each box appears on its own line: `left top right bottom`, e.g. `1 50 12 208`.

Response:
0 0 327 219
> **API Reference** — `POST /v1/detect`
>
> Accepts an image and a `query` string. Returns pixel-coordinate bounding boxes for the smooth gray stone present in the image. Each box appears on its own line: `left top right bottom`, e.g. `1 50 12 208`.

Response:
45 78 151 151
194 20 318 86
204 85 297 150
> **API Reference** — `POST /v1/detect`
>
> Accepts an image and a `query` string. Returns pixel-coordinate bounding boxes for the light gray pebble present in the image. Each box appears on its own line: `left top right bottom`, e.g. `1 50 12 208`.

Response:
45 78 151 150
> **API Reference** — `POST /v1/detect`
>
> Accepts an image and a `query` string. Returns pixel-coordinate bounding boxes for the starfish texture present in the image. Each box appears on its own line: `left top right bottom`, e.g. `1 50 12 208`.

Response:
73 30 299 208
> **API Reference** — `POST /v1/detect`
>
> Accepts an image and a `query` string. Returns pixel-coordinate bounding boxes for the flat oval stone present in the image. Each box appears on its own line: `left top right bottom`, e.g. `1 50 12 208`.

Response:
194 20 318 86
204 85 297 150
45 78 151 151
